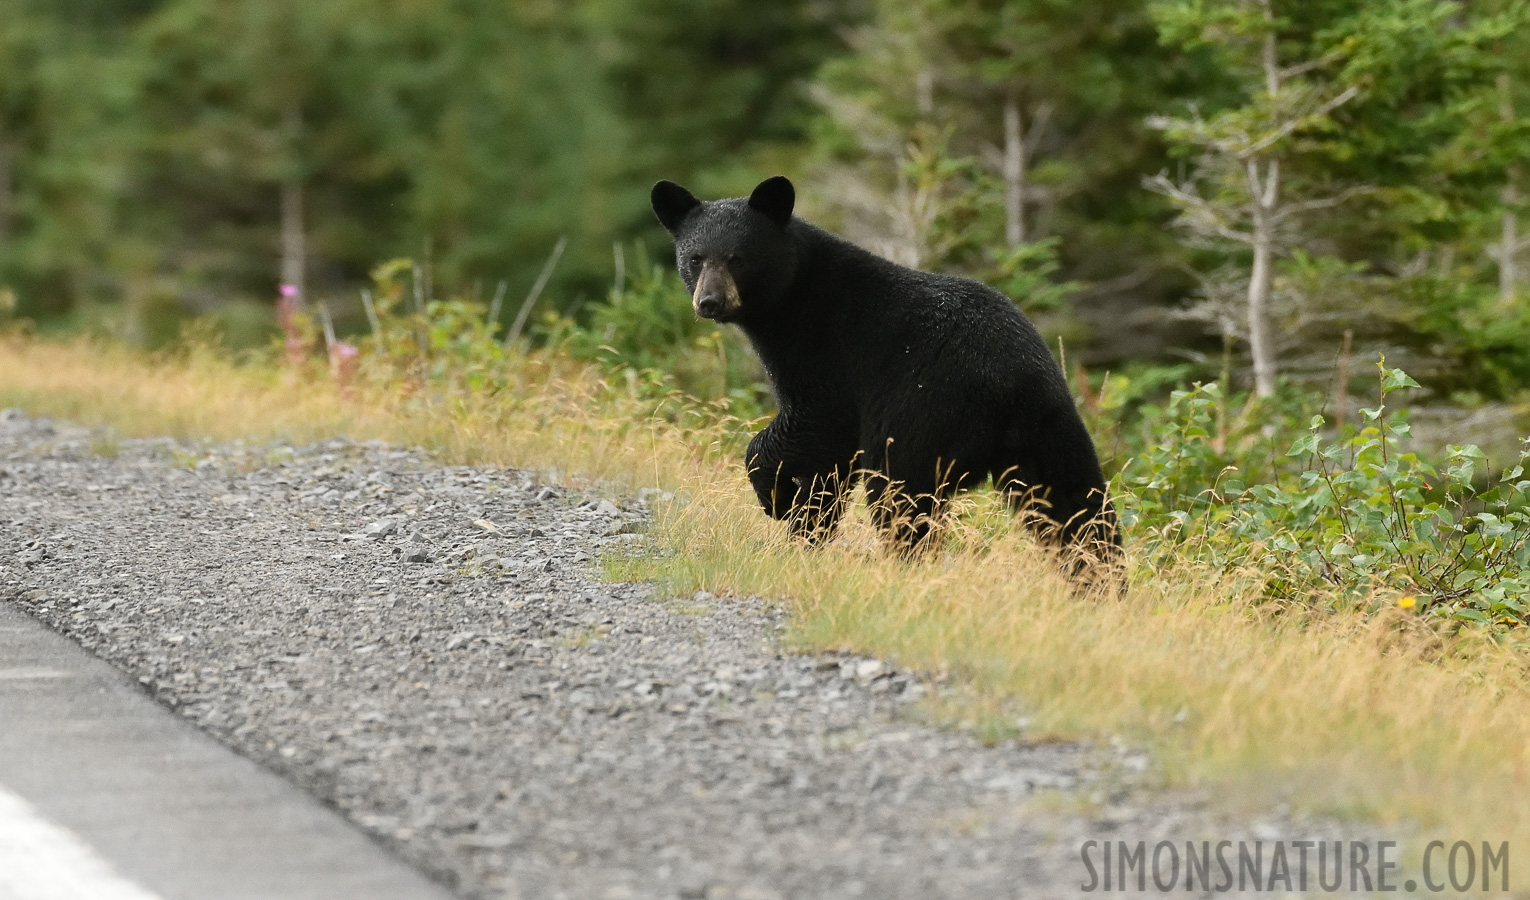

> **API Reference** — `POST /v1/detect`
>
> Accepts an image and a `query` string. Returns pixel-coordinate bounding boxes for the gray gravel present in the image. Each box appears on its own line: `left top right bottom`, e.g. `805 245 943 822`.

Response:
0 409 1324 899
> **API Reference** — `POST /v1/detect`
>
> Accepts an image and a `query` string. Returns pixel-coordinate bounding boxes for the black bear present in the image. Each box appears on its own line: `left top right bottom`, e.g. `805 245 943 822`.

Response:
652 175 1118 560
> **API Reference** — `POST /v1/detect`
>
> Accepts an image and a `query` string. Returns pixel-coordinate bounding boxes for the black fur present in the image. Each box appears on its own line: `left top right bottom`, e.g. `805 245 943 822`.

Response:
651 176 1118 557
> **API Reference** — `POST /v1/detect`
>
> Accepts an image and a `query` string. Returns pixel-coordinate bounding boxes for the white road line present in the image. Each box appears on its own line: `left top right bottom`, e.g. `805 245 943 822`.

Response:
0 669 70 681
0 784 165 900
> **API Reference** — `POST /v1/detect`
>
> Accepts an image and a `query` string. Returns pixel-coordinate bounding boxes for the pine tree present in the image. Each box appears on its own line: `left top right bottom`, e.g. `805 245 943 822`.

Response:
0 0 148 317
1146 0 1525 395
809 0 1197 339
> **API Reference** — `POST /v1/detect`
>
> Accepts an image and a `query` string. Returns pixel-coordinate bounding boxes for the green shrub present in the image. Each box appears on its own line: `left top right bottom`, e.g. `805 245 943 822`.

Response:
1118 360 1530 629
541 253 772 418
362 258 508 393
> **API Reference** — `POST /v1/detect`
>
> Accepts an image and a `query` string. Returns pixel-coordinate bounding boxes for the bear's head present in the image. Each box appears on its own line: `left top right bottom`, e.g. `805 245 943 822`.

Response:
651 176 799 323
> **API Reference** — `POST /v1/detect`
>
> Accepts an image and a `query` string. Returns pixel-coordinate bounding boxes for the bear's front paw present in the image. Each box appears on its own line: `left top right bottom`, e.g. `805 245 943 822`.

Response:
747 469 791 520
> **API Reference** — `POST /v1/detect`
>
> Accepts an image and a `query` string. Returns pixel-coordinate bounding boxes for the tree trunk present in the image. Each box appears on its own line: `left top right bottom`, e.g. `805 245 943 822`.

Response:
1247 211 1277 398
280 179 305 302
280 103 305 302
1247 1 1280 399
1003 91 1026 249
1247 155 1280 398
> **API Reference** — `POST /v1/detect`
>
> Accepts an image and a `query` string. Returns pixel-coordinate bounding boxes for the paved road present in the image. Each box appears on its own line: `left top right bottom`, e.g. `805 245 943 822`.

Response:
0 601 453 900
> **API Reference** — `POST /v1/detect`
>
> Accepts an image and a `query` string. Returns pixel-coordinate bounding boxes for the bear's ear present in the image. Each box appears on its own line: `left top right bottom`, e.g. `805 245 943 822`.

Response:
748 176 795 229
651 180 700 234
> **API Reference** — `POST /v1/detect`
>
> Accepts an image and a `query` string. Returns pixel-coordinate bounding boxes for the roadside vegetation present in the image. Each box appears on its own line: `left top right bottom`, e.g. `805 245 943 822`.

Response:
5 265 1530 855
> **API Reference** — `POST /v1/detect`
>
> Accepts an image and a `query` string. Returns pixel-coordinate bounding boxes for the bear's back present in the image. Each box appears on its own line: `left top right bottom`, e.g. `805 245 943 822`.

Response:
746 224 1065 424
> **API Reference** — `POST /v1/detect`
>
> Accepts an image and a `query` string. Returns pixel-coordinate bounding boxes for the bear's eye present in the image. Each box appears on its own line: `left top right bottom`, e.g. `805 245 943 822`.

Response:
688 255 703 273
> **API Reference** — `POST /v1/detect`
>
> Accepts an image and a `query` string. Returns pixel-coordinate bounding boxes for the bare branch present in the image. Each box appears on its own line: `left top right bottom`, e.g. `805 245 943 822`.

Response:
1278 49 1346 82
1238 85 1361 159
1209 130 1257 157
1243 158 1262 208
1260 0 1279 97
1269 185 1376 223
1073 266 1155 298
1241 156 1283 211
1144 173 1255 244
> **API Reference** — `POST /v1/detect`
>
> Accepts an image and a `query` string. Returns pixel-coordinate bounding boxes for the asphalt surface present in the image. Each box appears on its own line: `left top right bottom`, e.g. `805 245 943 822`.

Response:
0 601 454 900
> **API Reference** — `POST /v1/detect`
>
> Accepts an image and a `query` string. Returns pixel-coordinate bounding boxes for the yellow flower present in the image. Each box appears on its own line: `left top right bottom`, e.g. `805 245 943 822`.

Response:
1398 596 1418 610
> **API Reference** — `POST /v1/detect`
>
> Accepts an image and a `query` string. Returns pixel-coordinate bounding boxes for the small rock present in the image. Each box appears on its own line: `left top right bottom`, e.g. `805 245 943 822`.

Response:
365 519 399 539
472 518 499 533
854 660 886 681
592 500 620 517
445 632 476 650
535 486 559 502
637 487 674 506
404 547 433 564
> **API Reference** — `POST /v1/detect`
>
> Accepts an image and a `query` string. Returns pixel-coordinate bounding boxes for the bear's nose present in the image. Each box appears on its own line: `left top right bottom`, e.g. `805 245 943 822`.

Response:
696 294 724 318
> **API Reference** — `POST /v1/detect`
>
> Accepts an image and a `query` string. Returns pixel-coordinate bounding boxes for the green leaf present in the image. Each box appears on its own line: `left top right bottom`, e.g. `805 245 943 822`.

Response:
1288 434 1320 457
1381 368 1422 393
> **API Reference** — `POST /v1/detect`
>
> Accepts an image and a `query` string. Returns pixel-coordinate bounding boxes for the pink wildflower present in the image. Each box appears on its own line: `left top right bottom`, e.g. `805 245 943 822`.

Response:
276 285 309 367
329 340 360 394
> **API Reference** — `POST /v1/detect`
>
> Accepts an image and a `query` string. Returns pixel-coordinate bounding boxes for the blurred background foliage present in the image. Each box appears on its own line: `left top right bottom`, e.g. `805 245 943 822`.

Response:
3 0 1530 427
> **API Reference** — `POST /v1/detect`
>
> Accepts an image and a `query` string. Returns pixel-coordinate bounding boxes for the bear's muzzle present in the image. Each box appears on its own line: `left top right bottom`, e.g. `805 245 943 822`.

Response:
693 261 743 320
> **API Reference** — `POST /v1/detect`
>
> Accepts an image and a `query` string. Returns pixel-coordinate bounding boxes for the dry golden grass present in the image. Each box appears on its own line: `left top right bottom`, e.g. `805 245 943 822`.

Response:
5 336 1530 860
631 475 1530 833
0 336 724 487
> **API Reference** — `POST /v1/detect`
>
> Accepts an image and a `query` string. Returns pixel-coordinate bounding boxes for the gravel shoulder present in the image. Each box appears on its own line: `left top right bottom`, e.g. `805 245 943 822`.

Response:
0 409 1289 899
